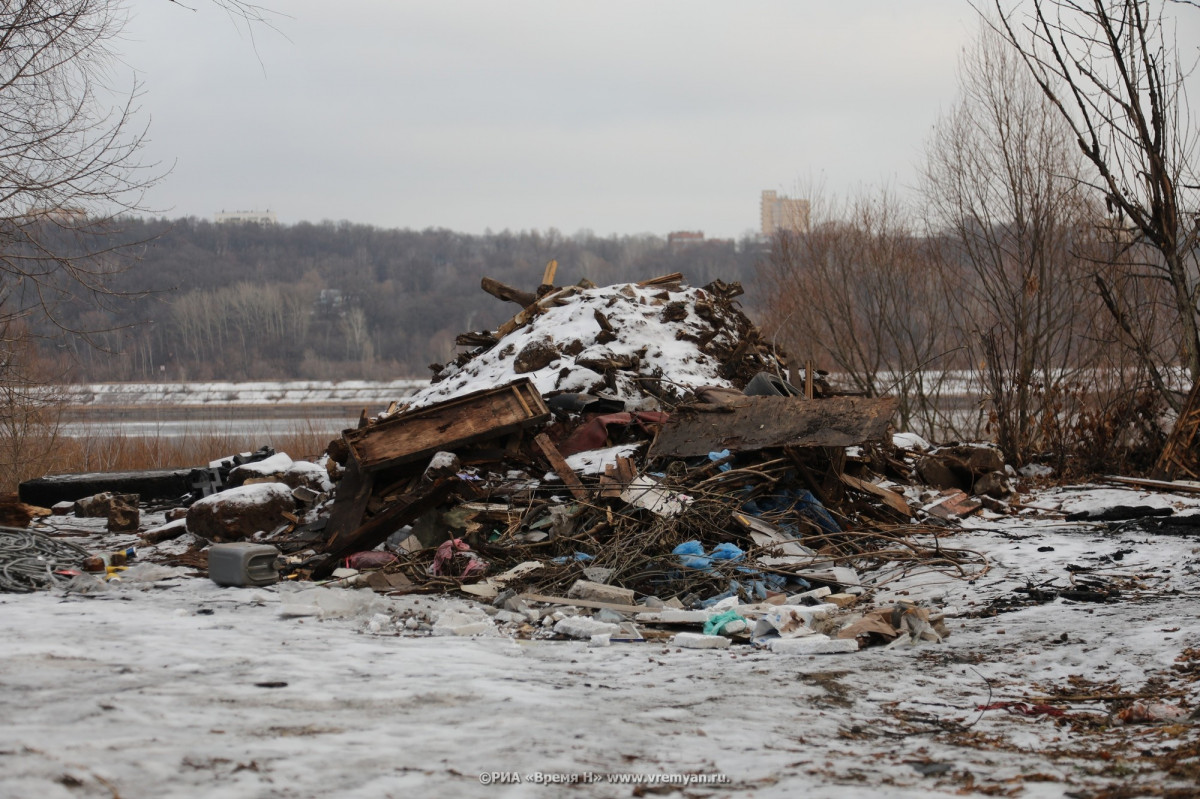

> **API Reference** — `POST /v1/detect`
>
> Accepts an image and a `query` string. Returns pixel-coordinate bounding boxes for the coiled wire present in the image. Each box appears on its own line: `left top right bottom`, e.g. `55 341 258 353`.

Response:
0 527 89 593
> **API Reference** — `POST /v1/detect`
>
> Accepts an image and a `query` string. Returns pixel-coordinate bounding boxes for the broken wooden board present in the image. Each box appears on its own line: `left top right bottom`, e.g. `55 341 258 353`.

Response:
321 458 376 548
495 286 578 338
1103 475 1200 495
730 511 814 557
480 276 536 308
518 592 645 615
839 473 911 516
924 489 982 520
637 272 684 287
597 456 638 498
648 395 898 458
313 475 458 580
344 379 549 472
534 433 590 501
460 561 545 599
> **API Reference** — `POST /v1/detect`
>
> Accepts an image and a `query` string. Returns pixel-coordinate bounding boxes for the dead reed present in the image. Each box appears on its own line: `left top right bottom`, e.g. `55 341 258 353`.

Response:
1 422 334 494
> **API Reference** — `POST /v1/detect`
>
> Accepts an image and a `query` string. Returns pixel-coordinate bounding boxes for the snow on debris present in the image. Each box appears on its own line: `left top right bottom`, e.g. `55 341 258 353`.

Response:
404 280 777 410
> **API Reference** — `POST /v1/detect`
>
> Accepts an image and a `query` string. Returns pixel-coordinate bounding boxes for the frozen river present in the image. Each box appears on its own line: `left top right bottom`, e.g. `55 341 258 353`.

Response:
58 416 355 439
56 379 427 439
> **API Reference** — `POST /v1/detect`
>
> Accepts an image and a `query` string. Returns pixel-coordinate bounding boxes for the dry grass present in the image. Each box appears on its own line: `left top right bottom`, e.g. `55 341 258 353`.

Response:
1 422 335 494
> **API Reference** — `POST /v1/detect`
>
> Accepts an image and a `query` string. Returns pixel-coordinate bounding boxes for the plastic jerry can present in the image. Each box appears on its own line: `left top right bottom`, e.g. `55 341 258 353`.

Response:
208 543 281 587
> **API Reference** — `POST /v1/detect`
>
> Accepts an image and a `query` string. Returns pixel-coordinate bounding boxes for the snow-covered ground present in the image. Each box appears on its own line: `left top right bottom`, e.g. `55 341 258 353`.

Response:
2 485 1199 799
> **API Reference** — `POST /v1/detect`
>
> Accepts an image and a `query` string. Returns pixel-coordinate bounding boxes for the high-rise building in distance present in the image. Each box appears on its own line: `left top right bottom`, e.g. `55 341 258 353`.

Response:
760 191 810 236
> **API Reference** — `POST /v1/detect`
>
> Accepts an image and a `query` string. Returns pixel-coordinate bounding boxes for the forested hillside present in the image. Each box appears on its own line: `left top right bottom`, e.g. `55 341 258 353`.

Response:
47 218 764 382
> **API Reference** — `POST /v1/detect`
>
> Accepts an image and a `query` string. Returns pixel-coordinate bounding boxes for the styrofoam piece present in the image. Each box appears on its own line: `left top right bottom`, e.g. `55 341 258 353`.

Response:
554 616 621 640
766 635 860 655
674 632 731 650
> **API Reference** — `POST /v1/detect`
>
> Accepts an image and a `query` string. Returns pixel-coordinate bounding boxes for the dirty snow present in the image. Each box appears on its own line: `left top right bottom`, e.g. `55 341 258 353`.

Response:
2 485 1199 798
406 284 749 410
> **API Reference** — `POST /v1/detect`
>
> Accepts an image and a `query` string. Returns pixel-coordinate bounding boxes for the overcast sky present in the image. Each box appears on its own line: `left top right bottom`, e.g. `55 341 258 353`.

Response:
113 1 1193 239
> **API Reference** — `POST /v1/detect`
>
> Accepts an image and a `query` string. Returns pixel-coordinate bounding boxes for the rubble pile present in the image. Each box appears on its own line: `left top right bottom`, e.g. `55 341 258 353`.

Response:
12 273 1037 652
409 273 784 410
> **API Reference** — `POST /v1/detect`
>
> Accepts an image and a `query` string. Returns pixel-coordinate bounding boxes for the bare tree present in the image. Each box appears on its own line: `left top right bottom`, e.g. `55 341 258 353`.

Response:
0 0 159 341
923 23 1100 463
758 187 961 440
988 0 1200 408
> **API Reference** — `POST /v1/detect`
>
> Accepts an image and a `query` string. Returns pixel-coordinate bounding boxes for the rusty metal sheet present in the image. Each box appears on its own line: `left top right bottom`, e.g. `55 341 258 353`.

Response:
648 395 898 458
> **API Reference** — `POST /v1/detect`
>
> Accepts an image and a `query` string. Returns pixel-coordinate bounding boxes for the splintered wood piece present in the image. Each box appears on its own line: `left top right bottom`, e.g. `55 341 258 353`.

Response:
541 259 558 288
839 473 911 516
598 456 638 498
637 272 684 287
481 276 536 308
314 473 458 579
495 286 578 338
534 433 589 501
925 490 982 520
343 379 549 472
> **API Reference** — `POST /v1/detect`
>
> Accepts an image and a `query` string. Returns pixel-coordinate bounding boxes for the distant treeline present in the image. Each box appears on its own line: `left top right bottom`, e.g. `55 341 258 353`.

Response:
45 218 766 382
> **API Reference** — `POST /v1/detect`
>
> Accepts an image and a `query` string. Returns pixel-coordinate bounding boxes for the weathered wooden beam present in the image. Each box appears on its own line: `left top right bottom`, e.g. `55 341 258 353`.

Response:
19 468 193 506
343 379 550 472
1104 475 1200 495
320 458 376 550
480 276 536 308
495 286 578 338
539 259 558 292
314 457 461 579
839 473 911 516
534 433 590 501
637 272 684 287
649 396 898 459
518 592 643 614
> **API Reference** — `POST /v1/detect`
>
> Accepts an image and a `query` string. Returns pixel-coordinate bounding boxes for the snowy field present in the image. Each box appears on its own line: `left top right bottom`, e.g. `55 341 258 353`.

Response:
2 485 1199 799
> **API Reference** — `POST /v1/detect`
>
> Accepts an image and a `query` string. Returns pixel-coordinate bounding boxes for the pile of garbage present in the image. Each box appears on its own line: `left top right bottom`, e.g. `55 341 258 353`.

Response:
13 273 1021 652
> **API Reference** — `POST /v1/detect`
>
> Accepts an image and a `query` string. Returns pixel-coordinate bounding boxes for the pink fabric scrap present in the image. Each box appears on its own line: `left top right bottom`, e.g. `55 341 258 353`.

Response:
431 538 487 578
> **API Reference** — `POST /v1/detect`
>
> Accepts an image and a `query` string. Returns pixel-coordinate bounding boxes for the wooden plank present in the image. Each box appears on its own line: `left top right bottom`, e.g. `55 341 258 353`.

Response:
649 395 898 459
344 379 549 472
495 286 577 338
534 433 590 501
314 475 457 579
321 458 375 548
1104 475 1200 495
839 473 911 516
925 490 982 519
637 272 684 287
518 592 643 614
480 276 536 308
597 456 637 499
540 259 558 287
